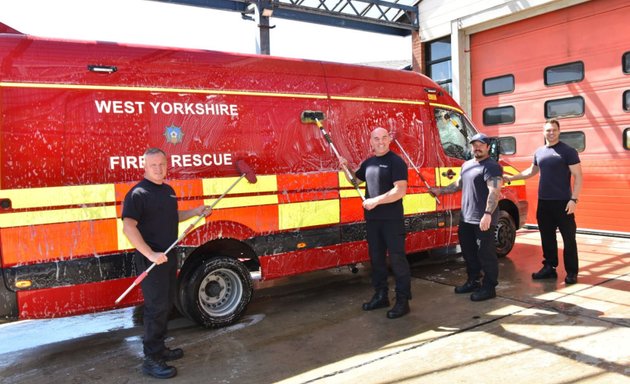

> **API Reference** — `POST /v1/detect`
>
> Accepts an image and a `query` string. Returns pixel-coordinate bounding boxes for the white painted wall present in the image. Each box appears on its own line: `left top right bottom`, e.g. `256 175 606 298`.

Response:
418 0 590 111
418 0 587 42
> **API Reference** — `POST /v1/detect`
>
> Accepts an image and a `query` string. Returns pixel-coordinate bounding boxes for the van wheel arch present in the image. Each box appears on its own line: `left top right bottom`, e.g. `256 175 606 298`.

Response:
179 255 253 328
176 238 258 326
495 209 517 258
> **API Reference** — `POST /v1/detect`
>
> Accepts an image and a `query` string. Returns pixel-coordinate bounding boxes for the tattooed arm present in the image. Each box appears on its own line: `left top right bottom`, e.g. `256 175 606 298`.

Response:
480 176 503 231
429 177 461 196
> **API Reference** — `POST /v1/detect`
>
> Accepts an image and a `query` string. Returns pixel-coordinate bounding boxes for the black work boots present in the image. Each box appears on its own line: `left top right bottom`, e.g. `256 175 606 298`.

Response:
386 296 410 319
454 280 481 294
143 356 177 379
163 347 184 362
532 264 558 279
362 290 390 311
363 290 410 319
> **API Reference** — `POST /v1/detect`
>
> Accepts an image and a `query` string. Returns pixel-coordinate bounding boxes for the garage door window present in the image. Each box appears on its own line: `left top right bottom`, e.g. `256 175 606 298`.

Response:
545 96 584 119
559 131 585 152
545 61 584 86
624 90 630 111
483 106 515 125
483 75 514 96
624 52 630 74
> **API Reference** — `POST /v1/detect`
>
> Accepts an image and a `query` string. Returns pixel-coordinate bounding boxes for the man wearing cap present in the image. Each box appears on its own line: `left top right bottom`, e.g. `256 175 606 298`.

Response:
430 133 503 301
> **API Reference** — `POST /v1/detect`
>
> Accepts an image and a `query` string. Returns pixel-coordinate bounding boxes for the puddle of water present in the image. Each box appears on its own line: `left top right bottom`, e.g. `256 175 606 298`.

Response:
0 307 137 354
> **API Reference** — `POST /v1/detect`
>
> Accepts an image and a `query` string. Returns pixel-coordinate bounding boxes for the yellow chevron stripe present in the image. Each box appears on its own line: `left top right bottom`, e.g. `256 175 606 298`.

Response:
0 82 328 100
0 206 117 228
1 184 115 209
202 174 278 195
278 200 340 230
205 194 278 209
339 189 366 199
116 205 245 251
436 167 460 187
502 165 526 186
404 193 437 214
117 219 133 251
338 171 365 188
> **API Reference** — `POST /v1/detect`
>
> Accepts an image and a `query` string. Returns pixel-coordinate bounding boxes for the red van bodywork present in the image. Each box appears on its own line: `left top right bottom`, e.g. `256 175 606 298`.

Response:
0 24 527 327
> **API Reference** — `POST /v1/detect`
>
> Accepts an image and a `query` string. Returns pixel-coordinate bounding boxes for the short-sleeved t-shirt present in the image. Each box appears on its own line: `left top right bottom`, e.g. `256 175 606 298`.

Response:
121 178 179 252
533 141 580 200
355 151 408 220
460 157 503 225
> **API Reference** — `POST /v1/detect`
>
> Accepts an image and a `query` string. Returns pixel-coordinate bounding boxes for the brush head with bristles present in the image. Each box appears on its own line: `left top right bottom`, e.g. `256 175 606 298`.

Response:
235 160 257 183
300 111 325 123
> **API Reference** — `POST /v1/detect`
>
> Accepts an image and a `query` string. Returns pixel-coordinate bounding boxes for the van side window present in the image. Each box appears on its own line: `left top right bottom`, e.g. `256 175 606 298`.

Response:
434 109 476 160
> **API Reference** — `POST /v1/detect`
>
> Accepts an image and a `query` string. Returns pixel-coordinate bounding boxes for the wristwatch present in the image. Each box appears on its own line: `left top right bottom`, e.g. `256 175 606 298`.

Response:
570 198 578 203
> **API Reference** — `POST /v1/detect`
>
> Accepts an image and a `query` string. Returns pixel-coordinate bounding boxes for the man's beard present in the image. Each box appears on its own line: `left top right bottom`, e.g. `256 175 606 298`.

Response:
473 150 485 159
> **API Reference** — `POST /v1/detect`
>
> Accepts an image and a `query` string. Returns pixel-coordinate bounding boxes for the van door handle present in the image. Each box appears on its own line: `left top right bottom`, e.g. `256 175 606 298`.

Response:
441 169 456 179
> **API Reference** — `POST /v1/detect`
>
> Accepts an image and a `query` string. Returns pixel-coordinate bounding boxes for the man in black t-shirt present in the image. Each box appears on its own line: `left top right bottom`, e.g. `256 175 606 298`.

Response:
340 127 411 319
431 133 503 301
504 119 583 285
122 148 209 379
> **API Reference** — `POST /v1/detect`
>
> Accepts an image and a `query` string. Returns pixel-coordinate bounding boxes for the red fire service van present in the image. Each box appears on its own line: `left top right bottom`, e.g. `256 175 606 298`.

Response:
0 22 527 327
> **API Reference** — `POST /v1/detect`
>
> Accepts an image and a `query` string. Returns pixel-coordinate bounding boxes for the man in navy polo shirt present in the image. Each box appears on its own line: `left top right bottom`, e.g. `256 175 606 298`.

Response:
504 119 583 284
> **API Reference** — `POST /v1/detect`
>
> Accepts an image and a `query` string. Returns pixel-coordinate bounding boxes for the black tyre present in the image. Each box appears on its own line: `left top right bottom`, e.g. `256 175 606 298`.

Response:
495 210 516 258
175 258 202 321
182 256 253 328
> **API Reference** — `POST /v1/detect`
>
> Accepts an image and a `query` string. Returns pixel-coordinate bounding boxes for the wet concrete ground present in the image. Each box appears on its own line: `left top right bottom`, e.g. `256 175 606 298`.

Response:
1 230 629 383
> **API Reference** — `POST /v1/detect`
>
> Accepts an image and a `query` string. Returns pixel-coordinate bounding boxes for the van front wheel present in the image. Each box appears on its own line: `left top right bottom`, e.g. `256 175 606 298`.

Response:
495 210 516 258
182 256 253 328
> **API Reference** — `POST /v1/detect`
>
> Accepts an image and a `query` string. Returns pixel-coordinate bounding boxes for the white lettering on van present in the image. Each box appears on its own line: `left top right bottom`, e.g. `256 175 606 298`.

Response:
170 153 232 168
109 153 232 169
95 100 239 116
109 156 145 169
149 102 238 116
94 100 145 114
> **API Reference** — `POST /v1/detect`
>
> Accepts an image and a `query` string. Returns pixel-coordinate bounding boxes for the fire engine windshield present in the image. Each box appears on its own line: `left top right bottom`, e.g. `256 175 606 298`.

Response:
434 108 477 160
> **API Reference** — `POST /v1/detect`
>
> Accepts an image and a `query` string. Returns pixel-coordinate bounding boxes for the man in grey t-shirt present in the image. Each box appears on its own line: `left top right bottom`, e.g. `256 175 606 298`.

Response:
431 133 503 301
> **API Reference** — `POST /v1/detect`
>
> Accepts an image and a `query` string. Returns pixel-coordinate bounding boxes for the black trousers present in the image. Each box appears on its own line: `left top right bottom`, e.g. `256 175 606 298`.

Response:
458 221 498 289
366 219 411 299
536 199 579 274
135 251 177 359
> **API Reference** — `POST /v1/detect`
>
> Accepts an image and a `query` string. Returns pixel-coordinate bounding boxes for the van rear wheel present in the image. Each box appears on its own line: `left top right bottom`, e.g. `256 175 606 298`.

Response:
495 210 516 258
181 256 253 328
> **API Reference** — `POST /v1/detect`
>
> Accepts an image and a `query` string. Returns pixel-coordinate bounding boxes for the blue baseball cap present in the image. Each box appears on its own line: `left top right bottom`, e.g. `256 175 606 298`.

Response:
469 133 491 145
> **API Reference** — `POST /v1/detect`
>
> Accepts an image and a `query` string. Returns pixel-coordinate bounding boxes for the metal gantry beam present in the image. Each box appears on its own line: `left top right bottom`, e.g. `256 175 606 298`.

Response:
155 0 418 36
